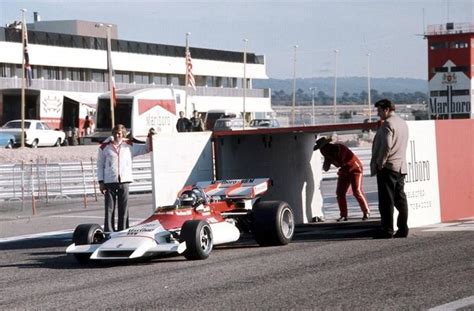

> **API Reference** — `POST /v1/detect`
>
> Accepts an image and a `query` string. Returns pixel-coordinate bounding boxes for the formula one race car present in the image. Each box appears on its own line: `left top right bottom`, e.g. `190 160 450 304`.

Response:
66 178 294 263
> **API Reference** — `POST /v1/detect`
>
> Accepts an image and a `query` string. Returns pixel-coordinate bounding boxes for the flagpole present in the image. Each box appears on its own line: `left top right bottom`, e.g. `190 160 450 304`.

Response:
185 32 190 117
106 25 115 128
243 38 248 130
20 9 27 148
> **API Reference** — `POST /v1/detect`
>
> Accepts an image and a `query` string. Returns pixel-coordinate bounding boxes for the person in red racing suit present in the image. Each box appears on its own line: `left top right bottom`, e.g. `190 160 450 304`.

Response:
314 137 370 221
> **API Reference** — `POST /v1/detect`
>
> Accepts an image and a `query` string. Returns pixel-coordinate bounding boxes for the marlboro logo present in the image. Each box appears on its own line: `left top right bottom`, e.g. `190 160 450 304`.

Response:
442 72 457 85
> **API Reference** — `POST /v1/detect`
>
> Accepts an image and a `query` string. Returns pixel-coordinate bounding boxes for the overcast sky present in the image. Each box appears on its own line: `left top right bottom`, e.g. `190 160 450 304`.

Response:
1 0 473 79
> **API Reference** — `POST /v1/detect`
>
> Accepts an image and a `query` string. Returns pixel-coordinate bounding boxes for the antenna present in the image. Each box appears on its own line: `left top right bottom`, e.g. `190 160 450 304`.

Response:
447 0 450 23
422 8 425 34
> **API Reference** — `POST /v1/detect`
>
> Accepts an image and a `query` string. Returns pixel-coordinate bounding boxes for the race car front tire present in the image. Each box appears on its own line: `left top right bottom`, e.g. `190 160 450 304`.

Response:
71 223 105 263
180 220 213 260
252 201 295 246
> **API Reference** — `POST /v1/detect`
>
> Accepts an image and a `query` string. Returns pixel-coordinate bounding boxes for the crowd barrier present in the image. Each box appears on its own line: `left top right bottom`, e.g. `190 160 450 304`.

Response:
0 158 152 212
0 145 370 215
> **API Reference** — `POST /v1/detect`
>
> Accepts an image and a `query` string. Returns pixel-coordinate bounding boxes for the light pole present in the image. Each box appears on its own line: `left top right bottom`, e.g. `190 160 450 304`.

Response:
291 45 298 126
20 8 27 148
243 38 248 129
367 52 372 121
309 87 316 125
333 49 339 124
95 23 115 128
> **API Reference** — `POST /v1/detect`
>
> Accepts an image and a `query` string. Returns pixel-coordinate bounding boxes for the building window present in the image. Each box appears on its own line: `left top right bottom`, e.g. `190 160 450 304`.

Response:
195 76 206 87
115 71 130 83
91 70 105 82
449 41 468 48
178 75 185 86
430 42 448 50
167 75 179 86
68 68 85 81
433 67 448 73
0 63 12 77
42 66 61 80
134 72 149 84
430 90 448 96
451 89 470 95
206 76 217 87
451 66 469 72
152 74 166 85
221 77 234 88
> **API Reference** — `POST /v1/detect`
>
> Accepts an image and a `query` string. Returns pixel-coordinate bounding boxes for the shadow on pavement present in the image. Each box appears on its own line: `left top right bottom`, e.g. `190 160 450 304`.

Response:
292 219 380 242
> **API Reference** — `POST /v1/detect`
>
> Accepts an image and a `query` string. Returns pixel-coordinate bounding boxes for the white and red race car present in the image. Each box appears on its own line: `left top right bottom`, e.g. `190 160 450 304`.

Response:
66 178 294 262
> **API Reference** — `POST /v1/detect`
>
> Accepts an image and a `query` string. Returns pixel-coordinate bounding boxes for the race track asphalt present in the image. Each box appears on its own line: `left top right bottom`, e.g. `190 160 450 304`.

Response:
0 179 473 310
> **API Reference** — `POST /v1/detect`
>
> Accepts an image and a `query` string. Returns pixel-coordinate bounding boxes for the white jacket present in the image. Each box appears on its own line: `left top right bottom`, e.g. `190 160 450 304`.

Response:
97 138 150 184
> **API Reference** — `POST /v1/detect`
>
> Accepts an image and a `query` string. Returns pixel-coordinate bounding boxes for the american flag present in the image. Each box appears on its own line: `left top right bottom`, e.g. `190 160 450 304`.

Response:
107 46 117 107
23 22 32 87
186 50 196 91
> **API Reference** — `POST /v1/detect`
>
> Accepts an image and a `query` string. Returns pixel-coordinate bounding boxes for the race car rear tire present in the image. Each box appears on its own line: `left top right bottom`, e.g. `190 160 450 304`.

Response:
180 220 213 260
71 223 104 263
252 201 295 246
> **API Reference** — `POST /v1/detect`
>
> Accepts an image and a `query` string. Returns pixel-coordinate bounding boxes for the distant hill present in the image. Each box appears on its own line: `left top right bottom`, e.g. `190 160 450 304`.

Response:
253 77 428 95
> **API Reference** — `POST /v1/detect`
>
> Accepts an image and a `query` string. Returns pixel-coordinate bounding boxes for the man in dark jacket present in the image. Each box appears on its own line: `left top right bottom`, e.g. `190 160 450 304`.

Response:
176 111 191 132
190 110 205 131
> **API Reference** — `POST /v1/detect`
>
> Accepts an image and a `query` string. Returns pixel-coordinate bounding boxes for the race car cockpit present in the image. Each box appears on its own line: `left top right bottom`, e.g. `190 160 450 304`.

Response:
178 187 209 208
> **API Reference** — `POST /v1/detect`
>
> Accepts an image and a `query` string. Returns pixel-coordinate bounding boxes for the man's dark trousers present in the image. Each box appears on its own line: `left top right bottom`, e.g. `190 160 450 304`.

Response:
376 168 409 235
104 183 130 232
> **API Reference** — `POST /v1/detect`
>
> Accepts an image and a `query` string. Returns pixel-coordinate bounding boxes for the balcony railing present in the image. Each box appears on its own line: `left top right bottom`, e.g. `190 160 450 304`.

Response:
0 77 270 98
425 22 474 36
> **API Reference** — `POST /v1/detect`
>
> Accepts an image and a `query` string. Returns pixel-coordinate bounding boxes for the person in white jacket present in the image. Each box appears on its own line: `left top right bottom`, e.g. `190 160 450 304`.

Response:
97 124 154 232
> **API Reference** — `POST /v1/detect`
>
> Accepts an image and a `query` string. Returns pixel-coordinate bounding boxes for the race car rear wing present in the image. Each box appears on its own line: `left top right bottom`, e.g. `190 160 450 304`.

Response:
194 178 271 199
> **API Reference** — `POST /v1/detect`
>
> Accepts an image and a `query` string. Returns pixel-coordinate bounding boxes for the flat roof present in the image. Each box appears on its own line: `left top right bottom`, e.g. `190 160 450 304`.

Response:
0 26 264 65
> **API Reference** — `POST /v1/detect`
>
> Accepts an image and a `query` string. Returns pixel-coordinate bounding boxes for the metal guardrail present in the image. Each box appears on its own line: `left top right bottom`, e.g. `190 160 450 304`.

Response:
0 147 372 210
0 157 152 210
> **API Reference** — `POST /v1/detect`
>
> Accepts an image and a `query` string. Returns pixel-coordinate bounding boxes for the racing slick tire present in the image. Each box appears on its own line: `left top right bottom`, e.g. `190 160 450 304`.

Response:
71 223 105 263
252 201 295 246
180 220 213 260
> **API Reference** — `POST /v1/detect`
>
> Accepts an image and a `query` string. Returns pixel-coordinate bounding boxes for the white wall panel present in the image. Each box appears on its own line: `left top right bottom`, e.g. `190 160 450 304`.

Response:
150 132 213 211
395 120 441 228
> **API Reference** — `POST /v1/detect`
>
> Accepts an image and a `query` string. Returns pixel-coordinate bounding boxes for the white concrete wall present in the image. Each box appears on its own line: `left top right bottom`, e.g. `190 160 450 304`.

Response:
150 132 213 210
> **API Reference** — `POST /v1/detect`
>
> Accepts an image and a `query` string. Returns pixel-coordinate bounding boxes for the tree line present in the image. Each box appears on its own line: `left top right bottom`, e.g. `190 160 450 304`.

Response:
272 89 428 106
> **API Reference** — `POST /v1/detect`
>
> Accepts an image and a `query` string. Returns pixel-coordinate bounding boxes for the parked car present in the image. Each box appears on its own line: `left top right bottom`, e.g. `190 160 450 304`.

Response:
203 109 239 131
0 132 15 148
213 118 245 131
362 117 380 132
0 120 65 148
249 118 280 128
